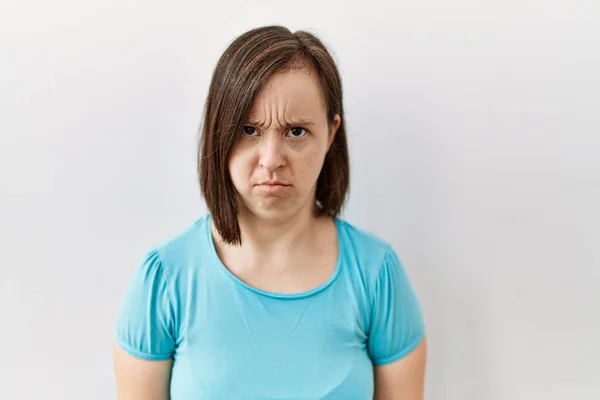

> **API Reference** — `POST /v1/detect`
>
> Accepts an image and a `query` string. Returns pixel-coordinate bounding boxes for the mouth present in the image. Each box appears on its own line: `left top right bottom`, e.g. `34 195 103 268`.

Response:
256 181 289 186
254 181 291 193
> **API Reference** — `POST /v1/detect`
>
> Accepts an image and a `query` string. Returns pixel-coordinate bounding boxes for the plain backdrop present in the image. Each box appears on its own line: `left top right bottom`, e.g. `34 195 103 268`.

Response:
1 0 599 399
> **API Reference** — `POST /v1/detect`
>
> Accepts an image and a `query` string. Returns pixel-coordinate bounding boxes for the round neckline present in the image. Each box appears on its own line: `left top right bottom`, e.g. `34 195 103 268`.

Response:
205 214 343 300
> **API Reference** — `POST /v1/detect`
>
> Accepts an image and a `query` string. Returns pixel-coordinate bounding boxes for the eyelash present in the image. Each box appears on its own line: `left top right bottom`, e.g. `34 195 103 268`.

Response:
242 126 308 139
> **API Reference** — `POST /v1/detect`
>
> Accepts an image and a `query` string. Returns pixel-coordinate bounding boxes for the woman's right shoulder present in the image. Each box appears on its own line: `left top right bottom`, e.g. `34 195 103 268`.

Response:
116 215 214 361
138 214 214 277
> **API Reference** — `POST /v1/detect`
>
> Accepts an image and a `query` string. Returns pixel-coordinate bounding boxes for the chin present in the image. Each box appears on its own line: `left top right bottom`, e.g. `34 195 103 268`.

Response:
241 198 303 222
253 205 296 221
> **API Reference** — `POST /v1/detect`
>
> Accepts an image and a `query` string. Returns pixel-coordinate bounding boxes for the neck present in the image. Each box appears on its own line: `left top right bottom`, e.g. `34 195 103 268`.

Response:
236 206 317 253
211 204 330 270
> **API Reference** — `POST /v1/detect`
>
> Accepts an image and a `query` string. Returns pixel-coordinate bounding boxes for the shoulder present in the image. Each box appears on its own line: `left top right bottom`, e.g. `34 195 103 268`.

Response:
337 218 392 251
140 215 212 279
336 218 398 284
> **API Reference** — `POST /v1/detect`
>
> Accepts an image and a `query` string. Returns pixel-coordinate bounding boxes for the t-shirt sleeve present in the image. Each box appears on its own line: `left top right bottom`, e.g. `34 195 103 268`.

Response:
367 247 425 365
114 249 177 360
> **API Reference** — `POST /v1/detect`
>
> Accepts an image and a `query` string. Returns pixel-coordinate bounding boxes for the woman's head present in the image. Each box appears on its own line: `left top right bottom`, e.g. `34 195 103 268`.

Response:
199 25 349 245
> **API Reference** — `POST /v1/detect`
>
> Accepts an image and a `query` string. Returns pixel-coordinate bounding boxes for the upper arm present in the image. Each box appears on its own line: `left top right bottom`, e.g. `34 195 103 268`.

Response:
113 342 173 400
368 247 427 398
113 249 178 399
374 335 427 400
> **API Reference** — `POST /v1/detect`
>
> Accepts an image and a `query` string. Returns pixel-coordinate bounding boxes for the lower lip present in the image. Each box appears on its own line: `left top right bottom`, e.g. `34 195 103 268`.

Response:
255 184 289 193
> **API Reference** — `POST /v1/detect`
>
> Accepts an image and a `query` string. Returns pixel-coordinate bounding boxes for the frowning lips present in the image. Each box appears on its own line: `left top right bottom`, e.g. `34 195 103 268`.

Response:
253 180 292 193
254 180 290 186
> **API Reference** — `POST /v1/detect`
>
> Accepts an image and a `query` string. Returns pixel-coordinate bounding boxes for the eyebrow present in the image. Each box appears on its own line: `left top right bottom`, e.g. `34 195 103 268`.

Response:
245 118 316 128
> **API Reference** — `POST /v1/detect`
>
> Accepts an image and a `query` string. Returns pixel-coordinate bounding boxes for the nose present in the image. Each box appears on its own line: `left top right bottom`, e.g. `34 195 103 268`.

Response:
258 133 285 172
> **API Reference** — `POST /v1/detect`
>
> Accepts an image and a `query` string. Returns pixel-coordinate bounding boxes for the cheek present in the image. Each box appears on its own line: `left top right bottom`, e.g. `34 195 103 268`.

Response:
228 149 254 188
293 146 327 186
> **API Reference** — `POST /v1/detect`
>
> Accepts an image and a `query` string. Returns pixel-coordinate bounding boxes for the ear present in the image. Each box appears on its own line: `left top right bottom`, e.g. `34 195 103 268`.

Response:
328 114 342 148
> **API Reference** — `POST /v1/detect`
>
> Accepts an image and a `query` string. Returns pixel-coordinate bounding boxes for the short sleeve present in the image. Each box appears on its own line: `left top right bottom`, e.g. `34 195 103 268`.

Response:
114 249 177 360
367 247 425 365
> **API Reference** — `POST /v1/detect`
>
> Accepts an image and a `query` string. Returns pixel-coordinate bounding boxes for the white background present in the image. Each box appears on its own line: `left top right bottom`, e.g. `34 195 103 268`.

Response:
1 0 599 399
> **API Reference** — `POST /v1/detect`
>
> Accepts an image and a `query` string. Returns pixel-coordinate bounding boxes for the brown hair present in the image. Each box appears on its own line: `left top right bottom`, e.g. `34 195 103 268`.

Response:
198 25 349 245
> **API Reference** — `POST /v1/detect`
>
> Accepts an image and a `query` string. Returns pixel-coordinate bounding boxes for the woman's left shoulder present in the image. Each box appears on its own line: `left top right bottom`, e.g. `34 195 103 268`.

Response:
336 218 399 276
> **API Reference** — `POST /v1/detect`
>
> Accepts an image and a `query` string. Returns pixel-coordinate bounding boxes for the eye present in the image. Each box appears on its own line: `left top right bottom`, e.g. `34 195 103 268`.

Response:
287 127 307 138
243 126 259 136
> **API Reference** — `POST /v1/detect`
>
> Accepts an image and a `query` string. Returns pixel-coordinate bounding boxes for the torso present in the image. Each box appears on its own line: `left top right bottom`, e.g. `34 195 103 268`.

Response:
157 215 392 399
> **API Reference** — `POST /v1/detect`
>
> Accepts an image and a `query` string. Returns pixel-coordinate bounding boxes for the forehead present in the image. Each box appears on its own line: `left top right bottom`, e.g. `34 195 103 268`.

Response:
247 69 326 120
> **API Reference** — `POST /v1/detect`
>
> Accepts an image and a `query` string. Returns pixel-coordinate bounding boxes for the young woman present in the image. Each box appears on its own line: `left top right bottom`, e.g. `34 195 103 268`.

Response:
113 25 427 400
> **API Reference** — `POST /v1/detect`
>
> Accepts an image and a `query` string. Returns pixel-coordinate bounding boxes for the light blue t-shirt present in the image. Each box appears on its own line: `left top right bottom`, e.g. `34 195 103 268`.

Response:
115 215 425 399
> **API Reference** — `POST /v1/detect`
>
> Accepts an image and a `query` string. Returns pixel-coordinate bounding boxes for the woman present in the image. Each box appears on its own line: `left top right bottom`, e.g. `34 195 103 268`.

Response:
113 25 427 399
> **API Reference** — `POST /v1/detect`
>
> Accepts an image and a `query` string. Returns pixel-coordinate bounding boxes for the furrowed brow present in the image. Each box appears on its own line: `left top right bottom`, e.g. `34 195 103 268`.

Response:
244 118 316 128
284 118 315 127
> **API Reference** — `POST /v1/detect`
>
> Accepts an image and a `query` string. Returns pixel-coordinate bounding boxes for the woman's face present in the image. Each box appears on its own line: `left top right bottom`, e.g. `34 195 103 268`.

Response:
228 68 341 222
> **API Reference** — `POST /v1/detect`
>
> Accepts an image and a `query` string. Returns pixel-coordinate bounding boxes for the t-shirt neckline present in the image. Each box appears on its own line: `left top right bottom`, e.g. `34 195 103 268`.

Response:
204 214 343 300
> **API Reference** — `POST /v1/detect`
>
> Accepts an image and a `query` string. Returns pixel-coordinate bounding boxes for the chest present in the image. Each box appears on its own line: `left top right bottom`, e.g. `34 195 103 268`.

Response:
169 282 374 399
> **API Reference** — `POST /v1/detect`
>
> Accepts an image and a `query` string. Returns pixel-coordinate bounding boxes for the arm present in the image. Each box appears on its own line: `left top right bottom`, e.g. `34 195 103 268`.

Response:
368 247 427 399
373 336 427 400
113 342 173 400
113 250 178 399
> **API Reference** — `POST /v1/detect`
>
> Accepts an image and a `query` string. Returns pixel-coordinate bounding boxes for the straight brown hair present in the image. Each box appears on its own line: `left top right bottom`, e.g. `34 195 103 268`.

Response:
199 25 349 245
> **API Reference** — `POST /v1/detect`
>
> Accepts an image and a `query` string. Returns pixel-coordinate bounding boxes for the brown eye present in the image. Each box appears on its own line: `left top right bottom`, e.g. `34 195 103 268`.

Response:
287 127 307 138
243 126 258 136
